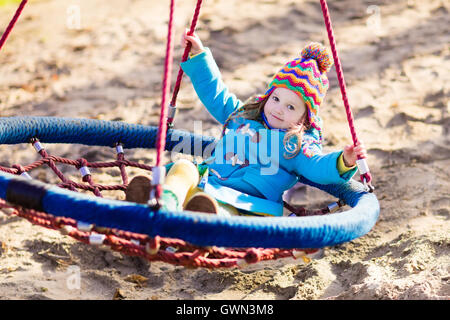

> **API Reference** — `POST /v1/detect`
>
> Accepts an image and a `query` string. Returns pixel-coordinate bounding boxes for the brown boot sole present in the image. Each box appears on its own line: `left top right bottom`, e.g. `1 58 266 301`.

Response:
125 175 151 204
184 193 219 214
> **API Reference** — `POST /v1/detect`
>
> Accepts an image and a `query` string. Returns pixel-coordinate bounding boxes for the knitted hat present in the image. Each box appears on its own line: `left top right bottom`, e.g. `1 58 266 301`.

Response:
256 42 333 131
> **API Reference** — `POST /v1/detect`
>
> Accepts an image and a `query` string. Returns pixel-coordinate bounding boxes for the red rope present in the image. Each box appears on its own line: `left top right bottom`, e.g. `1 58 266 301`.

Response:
319 0 373 186
0 0 27 52
0 139 153 196
168 0 203 125
0 199 319 269
155 0 176 199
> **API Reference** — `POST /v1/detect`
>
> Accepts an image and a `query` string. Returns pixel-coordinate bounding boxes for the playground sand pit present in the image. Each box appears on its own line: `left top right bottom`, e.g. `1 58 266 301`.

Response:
0 0 448 300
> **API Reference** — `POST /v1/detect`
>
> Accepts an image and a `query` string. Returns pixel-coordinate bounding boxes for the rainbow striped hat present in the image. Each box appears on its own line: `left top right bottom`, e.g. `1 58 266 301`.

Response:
257 43 333 130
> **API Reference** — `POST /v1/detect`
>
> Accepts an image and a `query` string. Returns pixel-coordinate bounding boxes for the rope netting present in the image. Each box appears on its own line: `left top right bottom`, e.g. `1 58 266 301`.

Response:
0 138 322 268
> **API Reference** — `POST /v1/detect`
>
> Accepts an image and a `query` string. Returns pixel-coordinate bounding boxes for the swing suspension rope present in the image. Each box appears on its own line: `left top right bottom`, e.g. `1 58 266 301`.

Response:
0 0 376 268
153 0 205 203
0 0 27 51
153 0 177 202
319 0 374 191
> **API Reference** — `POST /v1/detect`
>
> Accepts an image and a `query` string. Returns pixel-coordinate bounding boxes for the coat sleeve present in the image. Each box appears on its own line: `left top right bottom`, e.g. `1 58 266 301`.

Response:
180 48 242 124
293 150 357 185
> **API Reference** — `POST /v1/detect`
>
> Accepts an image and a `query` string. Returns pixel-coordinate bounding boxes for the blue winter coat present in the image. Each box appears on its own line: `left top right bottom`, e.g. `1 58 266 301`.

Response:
180 48 357 216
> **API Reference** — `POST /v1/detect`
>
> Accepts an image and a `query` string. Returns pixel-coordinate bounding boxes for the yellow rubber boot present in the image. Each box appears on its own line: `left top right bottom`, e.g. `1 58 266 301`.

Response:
164 159 200 206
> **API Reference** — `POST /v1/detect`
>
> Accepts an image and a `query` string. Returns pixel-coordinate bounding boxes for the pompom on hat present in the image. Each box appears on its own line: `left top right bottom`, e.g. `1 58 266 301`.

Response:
256 42 334 131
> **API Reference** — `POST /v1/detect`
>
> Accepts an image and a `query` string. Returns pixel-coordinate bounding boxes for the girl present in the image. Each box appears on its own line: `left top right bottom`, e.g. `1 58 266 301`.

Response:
126 31 367 217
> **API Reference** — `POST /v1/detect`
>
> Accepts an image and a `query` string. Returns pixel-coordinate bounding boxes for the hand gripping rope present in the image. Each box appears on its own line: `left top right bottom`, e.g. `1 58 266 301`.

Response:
319 0 375 192
167 0 203 128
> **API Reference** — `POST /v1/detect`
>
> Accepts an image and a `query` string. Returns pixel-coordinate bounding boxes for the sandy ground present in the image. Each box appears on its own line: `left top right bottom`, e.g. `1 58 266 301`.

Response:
0 0 449 300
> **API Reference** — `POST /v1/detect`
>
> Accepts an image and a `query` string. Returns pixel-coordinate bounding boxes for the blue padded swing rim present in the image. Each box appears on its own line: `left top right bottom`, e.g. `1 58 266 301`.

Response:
0 117 380 248
0 116 216 151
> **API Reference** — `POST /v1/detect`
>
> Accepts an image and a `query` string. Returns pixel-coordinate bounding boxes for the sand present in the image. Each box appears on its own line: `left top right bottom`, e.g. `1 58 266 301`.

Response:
0 0 448 300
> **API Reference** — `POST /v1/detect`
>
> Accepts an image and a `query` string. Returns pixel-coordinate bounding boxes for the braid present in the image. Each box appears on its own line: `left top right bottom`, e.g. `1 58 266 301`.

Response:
221 105 245 137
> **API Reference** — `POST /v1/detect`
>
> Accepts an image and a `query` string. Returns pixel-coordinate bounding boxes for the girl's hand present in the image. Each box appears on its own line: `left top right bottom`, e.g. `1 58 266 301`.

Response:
182 29 205 56
342 142 367 167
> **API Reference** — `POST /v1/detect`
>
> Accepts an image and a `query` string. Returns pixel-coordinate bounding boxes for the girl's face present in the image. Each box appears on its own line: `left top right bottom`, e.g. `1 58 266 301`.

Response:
263 87 306 129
